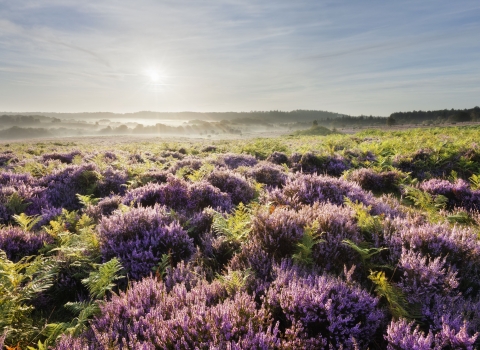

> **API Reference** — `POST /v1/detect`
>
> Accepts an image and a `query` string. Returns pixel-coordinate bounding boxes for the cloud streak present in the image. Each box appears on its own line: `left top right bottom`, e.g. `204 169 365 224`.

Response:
0 0 479 115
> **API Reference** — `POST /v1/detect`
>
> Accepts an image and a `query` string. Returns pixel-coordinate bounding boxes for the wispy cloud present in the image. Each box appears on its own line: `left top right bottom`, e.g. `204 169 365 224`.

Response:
0 0 479 114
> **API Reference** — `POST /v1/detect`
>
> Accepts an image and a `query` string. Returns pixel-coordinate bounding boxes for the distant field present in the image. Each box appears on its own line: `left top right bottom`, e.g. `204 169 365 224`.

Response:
1 125 479 348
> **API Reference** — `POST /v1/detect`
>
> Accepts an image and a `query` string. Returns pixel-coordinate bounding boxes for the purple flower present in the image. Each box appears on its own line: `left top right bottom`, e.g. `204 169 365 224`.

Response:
206 169 255 205
97 204 195 280
265 266 386 348
0 226 53 262
244 161 287 187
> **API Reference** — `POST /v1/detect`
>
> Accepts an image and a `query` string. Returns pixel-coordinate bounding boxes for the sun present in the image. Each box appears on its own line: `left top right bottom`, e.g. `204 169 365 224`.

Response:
149 70 160 82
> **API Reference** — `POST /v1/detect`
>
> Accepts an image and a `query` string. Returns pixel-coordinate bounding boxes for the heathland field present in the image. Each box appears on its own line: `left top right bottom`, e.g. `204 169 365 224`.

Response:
1 126 480 349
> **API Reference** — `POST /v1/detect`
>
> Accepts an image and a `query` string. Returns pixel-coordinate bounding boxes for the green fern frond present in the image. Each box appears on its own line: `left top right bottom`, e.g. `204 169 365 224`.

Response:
433 194 448 210
368 270 415 320
216 269 252 295
152 252 172 279
447 211 474 225
12 213 41 232
344 198 383 240
81 258 124 299
469 173 480 190
292 221 324 267
212 203 252 245
6 192 30 214
186 163 215 182
0 252 57 347
403 186 444 222
76 194 100 207
448 170 458 182
342 239 389 269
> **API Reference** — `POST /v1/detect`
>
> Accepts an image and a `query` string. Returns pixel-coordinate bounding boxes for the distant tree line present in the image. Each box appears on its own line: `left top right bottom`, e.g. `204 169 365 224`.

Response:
390 107 480 125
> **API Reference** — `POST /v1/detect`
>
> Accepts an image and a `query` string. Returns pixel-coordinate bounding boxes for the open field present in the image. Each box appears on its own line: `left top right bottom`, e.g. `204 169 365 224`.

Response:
1 125 480 349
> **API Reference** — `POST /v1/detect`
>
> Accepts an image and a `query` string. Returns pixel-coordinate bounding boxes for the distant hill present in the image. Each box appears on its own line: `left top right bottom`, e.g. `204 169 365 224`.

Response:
0 110 354 123
1 107 479 128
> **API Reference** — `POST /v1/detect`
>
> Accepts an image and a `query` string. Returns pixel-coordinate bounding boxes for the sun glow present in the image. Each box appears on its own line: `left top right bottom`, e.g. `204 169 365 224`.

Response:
149 70 160 82
145 68 163 83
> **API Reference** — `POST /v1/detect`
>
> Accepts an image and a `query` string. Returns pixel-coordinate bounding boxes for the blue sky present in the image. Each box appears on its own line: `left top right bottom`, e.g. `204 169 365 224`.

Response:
0 0 479 116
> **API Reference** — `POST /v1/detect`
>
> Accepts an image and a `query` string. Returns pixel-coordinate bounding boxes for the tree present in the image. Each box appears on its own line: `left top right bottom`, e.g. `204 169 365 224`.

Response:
449 111 471 123
386 116 396 126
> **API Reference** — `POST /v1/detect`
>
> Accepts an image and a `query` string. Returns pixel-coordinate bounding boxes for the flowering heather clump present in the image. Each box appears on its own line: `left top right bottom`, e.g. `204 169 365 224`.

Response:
95 167 128 197
383 217 480 291
55 277 277 349
345 168 400 192
385 318 478 349
102 151 117 161
187 180 232 212
268 173 374 209
36 206 62 228
97 204 195 280
123 175 232 212
266 151 289 165
289 152 349 176
0 183 47 220
84 195 122 221
159 150 186 159
265 266 386 348
0 151 19 167
420 178 480 211
206 169 255 205
0 226 53 262
244 161 287 187
322 155 350 176
0 171 35 187
215 153 258 169
167 156 203 173
123 175 189 208
242 203 361 273
0 204 9 224
41 150 81 164
140 169 170 183
397 249 460 306
39 163 102 210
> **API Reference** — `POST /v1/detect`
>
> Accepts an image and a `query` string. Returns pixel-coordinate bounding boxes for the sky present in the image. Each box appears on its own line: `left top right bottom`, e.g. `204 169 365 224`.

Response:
0 0 479 116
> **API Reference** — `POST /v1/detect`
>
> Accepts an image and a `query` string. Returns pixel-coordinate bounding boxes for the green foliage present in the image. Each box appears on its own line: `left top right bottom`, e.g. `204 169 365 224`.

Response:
0 251 57 347
403 186 447 222
13 213 41 232
44 209 80 237
216 269 252 296
82 258 123 299
48 258 124 339
212 203 253 245
239 139 288 159
446 211 475 225
342 239 389 270
186 163 215 182
5 192 30 215
469 173 480 190
49 217 100 265
78 170 102 195
293 125 337 136
292 221 324 267
368 271 413 320
344 198 383 241
151 252 172 279
448 170 458 182
76 194 100 207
